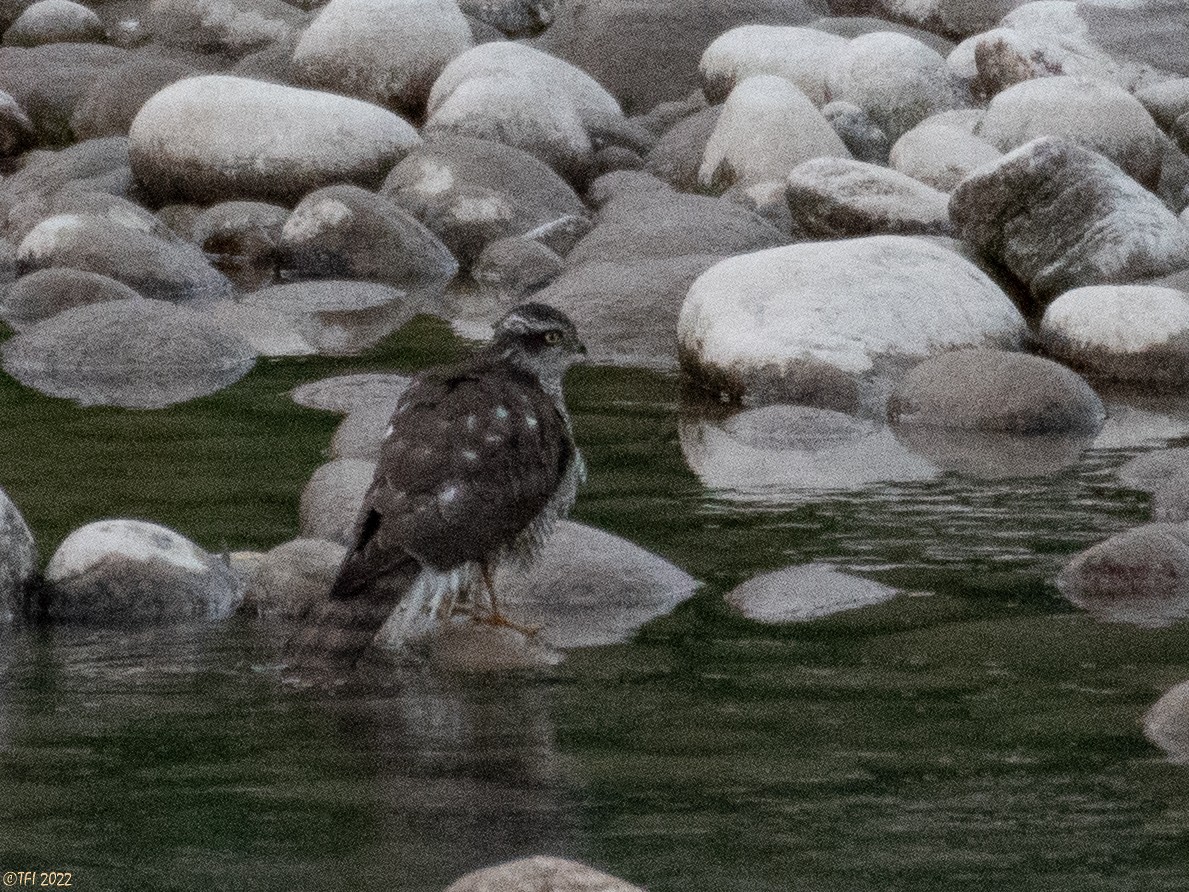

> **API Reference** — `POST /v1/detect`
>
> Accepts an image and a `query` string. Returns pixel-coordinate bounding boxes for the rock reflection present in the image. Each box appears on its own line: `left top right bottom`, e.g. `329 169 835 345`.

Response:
893 424 1095 479
1093 385 1189 448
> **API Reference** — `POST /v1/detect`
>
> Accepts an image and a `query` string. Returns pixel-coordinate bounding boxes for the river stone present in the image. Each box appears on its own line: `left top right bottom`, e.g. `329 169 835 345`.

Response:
0 267 143 329
1078 0 1189 78
1057 522 1189 628
2 298 256 408
459 0 555 35
1138 79 1189 131
699 24 848 106
821 101 890 165
1118 447 1189 493
809 14 957 56
70 55 200 141
1038 285 1189 386
42 519 241 624
0 486 36 623
4 186 173 249
292 0 472 114
330 391 413 459
887 348 1105 433
950 137 1189 305
699 75 849 192
0 136 130 230
299 458 375 545
16 213 234 303
874 0 1032 38
679 236 1026 410
825 31 962 143
190 199 287 289
146 0 302 58
1145 679 1189 765
0 89 34 155
290 372 411 415
240 538 346 620
2 0 103 46
445 857 644 892
786 157 952 238
727 563 898 623
532 0 826 114
977 75 1163 189
890 115 1001 191
587 170 671 209
490 521 697 648
129 75 421 206
471 235 563 294
415 618 564 672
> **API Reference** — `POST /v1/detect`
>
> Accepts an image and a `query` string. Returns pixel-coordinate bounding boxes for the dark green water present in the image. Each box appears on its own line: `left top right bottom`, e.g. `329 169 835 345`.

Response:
2 316 1189 891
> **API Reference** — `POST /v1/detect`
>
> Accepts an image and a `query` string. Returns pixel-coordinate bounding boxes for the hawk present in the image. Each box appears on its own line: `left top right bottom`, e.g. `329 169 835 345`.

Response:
288 302 587 671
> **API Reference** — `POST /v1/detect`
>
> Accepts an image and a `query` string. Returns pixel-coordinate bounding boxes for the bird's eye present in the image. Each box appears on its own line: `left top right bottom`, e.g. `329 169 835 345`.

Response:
543 330 563 345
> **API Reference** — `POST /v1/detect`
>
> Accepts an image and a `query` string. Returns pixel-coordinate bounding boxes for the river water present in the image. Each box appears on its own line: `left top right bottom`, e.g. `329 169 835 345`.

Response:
1 317 1188 891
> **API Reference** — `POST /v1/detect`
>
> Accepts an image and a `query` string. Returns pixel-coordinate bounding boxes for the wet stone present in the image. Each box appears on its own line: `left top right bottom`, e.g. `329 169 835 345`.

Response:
726 563 899 623
0 267 143 330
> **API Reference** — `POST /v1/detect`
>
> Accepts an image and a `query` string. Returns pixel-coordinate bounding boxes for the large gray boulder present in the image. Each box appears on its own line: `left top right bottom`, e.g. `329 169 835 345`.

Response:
2 0 103 47
0 267 143 329
645 105 721 191
4 187 168 248
726 563 898 623
0 136 130 234
444 856 645 892
0 486 36 622
678 235 1026 411
889 111 1001 192
129 75 421 206
240 538 346 621
699 24 847 105
42 519 241 624
950 137 1189 304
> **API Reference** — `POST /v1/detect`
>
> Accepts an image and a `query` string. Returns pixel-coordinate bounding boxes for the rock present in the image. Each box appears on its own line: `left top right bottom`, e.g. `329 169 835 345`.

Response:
533 0 826 114
699 24 848 105
1145 679 1189 765
0 267 144 329
1078 0 1189 78
889 113 1001 191
444 857 644 892
589 146 643 177
698 75 849 192
146 0 302 58
722 180 794 234
3 187 169 247
472 235 562 294
1038 285 1189 386
0 486 36 622
680 404 938 496
1056 522 1189 628
381 134 586 267
893 423 1093 479
459 0 555 35
129 75 421 206
190 200 287 290
211 280 422 356
977 75 1162 189
240 538 346 620
821 101 890 165
726 563 898 623
809 14 957 57
0 136 130 231
278 185 458 296
2 0 101 46
491 521 698 648
678 235 1027 411
292 0 471 114
645 105 721 190
0 89 34 155
1118 447 1189 493
16 213 234 303
299 458 375 545
825 31 962 143
873 0 1032 38
586 171 671 210
69 55 200 141
290 372 411 414
950 137 1189 305
41 519 241 624
1138 78 1189 131
1153 472 1189 523
786 157 952 237
887 348 1105 433
2 298 256 408
421 619 564 672
331 398 403 460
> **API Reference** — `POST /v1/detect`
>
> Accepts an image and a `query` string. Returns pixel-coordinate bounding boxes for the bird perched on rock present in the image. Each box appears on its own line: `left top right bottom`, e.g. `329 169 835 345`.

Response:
287 302 587 672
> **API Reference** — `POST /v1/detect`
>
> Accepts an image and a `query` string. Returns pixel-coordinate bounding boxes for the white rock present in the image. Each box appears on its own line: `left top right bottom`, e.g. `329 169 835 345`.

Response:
726 563 899 623
699 25 849 105
0 487 36 622
300 458 376 545
241 538 347 621
129 75 421 205
1145 679 1189 765
678 235 1026 411
291 0 473 112
290 373 411 415
444 856 645 892
698 75 849 191
3 0 104 46
890 115 1002 191
876 0 1033 37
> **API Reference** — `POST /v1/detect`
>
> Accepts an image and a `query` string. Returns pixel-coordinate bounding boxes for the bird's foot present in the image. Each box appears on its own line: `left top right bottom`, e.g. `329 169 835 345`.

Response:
477 611 541 637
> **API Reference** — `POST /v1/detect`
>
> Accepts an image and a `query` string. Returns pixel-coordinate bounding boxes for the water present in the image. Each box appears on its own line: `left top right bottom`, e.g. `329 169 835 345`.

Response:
2 316 1189 891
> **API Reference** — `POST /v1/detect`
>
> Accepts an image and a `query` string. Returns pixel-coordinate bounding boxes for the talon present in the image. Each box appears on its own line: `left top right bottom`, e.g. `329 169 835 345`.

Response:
483 612 541 637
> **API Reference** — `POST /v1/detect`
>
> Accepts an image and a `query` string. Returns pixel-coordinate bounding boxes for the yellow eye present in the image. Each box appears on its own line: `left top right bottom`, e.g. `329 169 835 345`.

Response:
543 330 563 345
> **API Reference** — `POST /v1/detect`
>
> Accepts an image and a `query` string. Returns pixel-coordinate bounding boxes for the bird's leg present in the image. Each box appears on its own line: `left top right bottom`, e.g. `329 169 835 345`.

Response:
478 563 540 636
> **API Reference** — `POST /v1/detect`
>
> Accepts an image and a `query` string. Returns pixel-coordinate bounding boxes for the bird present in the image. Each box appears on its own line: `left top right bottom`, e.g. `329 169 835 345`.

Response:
287 302 587 673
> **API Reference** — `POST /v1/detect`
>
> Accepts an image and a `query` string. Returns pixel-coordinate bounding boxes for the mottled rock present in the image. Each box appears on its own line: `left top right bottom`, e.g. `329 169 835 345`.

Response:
299 458 375 545
42 519 240 624
699 24 848 105
0 486 36 622
0 89 34 155
70 55 199 141
240 538 346 620
644 105 721 190
472 235 562 294
292 0 472 113
190 200 287 289
726 563 898 622
888 348 1104 433
786 157 952 237
129 75 421 206
146 0 301 58
678 235 1026 411
821 101 890 165
874 0 1032 38
2 0 102 47
444 856 645 892
4 187 167 247
890 113 1001 191
699 75 849 192
1138 78 1189 131
459 0 555 36
0 136 130 229
290 372 412 415
0 267 143 329
1145 679 1189 765
1118 447 1189 494
1057 522 1189 628
2 299 256 408
950 137 1189 304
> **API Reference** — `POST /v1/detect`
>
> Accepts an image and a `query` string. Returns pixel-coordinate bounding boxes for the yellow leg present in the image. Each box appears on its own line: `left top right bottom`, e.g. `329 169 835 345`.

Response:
479 563 540 636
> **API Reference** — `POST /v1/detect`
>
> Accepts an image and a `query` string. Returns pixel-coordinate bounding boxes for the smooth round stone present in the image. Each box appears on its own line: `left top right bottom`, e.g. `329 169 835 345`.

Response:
1145 679 1189 765
458 0 555 36
471 235 562 295
292 0 473 113
645 105 721 191
290 372 411 415
42 519 241 624
2 0 103 47
492 521 698 649
444 857 644 892
1118 447 1189 493
822 101 890 165
0 486 36 623
1138 78 1189 131
422 619 564 672
146 0 302 58
1039 285 1189 386
1057 522 1189 628
0 88 35 155
700 24 848 106
726 563 899 623
240 538 346 621
893 425 1094 479
0 135 130 230
129 75 421 205
890 114 1001 191
299 458 375 545
2 298 256 408
4 187 170 248
0 267 143 329
585 170 671 209
874 0 1032 38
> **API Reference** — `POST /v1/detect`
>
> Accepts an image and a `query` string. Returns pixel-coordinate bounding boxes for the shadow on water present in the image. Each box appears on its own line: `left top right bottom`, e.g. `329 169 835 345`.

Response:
3 318 1189 890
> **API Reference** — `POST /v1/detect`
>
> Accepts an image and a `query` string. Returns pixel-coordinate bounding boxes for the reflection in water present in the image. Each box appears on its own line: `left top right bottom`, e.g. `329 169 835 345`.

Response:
892 424 1095 479
1094 385 1189 448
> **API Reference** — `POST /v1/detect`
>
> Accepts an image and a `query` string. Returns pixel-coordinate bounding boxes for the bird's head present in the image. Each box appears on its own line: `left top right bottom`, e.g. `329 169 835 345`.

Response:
490 302 587 385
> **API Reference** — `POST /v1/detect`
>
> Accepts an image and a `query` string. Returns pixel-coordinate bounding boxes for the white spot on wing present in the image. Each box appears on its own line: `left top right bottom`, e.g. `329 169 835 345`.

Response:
525 415 538 429
465 414 478 431
438 484 460 504
495 405 510 420
461 449 479 461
